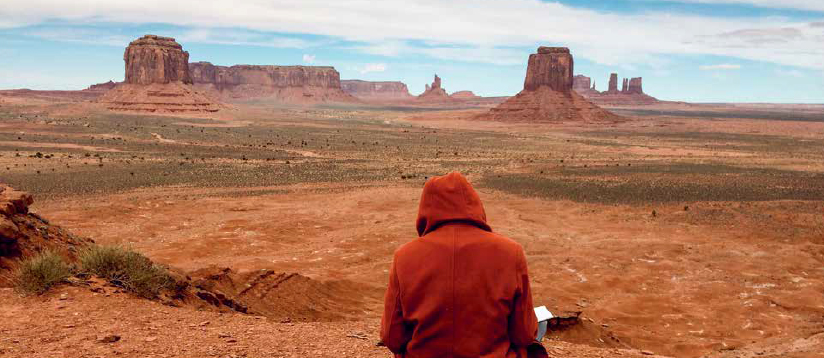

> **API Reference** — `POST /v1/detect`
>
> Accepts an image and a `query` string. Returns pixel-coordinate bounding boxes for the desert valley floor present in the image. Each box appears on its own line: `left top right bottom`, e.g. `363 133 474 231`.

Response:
1 97 824 358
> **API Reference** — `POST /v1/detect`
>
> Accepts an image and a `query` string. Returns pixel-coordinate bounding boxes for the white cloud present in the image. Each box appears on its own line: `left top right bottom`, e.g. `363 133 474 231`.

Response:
0 0 823 70
649 0 824 12
700 64 742 70
359 63 387 74
302 54 316 63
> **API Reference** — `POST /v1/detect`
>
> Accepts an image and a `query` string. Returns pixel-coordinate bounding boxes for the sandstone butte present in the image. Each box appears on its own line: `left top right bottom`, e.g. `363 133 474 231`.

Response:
481 47 622 122
99 35 221 113
189 62 357 103
341 80 412 99
573 73 658 105
417 74 457 102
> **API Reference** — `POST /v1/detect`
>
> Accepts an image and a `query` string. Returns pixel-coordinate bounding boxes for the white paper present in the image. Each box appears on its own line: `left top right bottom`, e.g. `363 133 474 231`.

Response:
534 306 553 322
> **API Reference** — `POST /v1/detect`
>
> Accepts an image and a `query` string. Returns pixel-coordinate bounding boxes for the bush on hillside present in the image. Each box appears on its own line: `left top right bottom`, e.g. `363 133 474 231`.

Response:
79 245 174 298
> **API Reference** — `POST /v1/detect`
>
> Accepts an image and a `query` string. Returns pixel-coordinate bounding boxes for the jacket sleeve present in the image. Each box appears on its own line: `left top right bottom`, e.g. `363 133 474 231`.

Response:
381 256 412 354
508 248 538 347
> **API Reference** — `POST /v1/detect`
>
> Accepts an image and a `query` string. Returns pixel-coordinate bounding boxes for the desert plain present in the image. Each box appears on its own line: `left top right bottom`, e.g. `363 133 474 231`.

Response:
1 89 824 358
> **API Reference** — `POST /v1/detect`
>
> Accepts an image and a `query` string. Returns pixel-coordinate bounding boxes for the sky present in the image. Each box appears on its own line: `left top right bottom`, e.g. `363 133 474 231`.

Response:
0 0 822 103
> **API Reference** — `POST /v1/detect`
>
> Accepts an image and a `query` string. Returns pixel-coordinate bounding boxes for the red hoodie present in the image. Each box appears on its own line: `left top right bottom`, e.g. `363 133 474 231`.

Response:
381 172 538 358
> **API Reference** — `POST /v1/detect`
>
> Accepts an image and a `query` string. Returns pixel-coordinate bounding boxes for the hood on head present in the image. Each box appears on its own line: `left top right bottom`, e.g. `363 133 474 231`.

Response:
416 172 491 236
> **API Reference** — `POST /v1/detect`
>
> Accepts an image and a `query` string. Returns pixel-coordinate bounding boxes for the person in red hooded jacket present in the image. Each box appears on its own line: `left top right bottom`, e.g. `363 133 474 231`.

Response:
381 172 540 358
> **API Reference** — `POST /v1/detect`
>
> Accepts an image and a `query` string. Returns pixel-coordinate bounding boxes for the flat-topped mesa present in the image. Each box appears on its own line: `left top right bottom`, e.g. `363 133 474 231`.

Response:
188 62 355 102
450 90 479 99
573 75 592 92
124 35 192 85
189 62 342 89
523 47 573 93
340 80 412 99
628 77 643 94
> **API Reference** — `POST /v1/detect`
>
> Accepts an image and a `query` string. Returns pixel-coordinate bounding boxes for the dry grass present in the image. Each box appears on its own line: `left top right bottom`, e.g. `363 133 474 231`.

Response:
79 245 174 298
12 250 72 295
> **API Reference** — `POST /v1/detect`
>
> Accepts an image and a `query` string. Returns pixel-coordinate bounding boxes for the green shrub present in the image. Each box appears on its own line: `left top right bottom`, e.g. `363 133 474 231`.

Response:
79 245 174 298
13 250 72 295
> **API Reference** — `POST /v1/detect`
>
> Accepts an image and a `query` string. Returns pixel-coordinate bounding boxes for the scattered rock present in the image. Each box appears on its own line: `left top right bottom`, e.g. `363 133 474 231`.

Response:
97 335 121 343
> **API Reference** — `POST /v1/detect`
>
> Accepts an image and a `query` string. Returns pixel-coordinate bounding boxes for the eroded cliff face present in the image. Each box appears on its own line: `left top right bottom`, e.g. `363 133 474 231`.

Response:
188 62 355 103
340 80 412 99
524 47 574 93
124 35 192 85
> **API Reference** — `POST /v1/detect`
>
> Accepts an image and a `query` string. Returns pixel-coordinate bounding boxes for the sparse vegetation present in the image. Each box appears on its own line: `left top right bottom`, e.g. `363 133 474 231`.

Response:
12 250 72 295
79 245 174 298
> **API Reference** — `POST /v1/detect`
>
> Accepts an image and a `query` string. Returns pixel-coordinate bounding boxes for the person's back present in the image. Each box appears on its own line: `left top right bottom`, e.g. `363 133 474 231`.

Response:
381 172 538 358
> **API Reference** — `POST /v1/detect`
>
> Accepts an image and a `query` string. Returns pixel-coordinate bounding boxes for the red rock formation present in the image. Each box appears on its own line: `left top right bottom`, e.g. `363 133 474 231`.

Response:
417 74 453 101
608 73 619 93
524 47 574 93
480 47 621 123
85 80 118 92
573 73 657 105
189 62 355 103
100 35 221 113
450 91 479 99
124 35 192 85
1 184 92 285
573 75 591 92
628 77 643 94
340 80 412 99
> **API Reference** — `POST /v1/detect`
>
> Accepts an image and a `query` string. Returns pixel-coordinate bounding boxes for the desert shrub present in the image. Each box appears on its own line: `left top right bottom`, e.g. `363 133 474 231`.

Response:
13 250 72 295
79 245 174 298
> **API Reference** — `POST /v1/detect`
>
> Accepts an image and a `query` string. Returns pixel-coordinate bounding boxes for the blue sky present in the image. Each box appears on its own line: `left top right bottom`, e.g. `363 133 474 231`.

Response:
0 0 822 103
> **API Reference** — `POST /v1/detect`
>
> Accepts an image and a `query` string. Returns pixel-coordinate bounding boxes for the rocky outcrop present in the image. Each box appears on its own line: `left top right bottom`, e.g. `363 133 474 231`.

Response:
189 62 355 103
450 91 479 99
573 75 591 92
608 73 619 94
479 47 621 123
628 77 643 94
124 35 192 85
85 80 118 92
340 80 412 99
573 72 657 105
100 35 221 113
524 47 574 93
418 74 453 101
0 184 92 285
